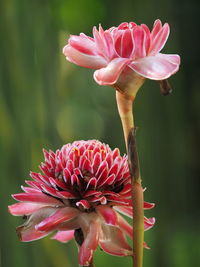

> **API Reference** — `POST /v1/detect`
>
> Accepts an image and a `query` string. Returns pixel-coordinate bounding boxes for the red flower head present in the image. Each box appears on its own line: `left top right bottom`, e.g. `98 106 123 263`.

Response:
9 140 155 266
63 20 180 98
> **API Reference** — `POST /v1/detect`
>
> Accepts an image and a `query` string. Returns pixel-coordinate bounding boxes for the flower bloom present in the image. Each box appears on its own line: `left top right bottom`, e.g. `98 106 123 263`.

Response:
9 140 155 266
63 20 180 97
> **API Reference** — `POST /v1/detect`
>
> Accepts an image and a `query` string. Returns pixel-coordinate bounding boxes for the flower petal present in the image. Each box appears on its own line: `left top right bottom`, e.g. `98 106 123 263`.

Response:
149 23 170 55
12 192 63 206
144 217 156 231
63 45 107 69
129 53 180 80
8 202 47 216
35 207 80 232
94 58 131 85
78 216 100 266
99 224 132 256
150 19 162 40
16 207 57 242
69 34 97 55
96 206 118 225
132 26 146 58
52 230 74 243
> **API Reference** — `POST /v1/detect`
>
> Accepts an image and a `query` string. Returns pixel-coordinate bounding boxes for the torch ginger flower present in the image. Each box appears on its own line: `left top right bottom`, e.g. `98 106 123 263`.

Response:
63 20 180 98
9 140 155 266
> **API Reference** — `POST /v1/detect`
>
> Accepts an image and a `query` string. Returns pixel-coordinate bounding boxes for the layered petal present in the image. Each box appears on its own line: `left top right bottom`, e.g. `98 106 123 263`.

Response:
35 207 80 232
52 230 74 243
129 53 180 80
16 207 57 242
149 23 170 55
12 192 63 206
78 216 100 266
8 202 47 216
96 205 118 225
94 58 131 85
63 45 107 69
99 224 132 256
69 34 97 55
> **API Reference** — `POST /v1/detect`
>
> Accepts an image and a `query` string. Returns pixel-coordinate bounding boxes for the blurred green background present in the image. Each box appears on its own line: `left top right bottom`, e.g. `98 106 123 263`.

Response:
1 0 200 266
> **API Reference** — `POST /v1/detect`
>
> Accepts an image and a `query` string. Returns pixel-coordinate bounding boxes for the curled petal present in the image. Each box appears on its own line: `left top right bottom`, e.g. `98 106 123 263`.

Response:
144 202 155 209
129 53 180 80
63 45 107 69
52 230 74 243
144 217 156 231
99 224 132 256
94 58 131 85
16 207 57 242
35 207 80 232
78 217 100 266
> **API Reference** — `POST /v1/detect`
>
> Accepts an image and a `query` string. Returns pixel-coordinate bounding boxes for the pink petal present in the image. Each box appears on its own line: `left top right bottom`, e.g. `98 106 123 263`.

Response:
96 206 118 225
78 218 100 266
141 24 151 53
94 58 131 85
21 186 40 193
144 217 156 231
35 207 79 232
149 23 170 55
56 191 77 199
17 207 57 242
99 224 132 256
103 30 116 59
150 19 162 40
8 202 47 216
69 34 97 55
117 213 133 238
52 230 74 243
93 26 108 59
121 29 134 58
129 53 180 80
114 206 132 218
132 26 146 58
12 193 63 206
63 45 107 69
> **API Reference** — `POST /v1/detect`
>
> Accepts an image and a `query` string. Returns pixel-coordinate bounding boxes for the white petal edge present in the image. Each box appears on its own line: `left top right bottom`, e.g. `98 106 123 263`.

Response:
63 45 107 69
129 53 180 80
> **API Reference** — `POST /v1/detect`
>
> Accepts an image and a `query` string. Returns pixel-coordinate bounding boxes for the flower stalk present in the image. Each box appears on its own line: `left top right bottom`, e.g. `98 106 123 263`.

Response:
116 91 144 267
128 128 144 267
115 91 134 148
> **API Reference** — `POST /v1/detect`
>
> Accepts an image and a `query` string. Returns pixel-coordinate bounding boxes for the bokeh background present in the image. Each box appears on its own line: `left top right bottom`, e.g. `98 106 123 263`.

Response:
1 0 200 266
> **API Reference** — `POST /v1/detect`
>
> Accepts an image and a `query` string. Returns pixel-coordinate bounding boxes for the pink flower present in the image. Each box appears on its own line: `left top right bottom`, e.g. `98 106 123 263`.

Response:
63 20 180 97
9 140 155 266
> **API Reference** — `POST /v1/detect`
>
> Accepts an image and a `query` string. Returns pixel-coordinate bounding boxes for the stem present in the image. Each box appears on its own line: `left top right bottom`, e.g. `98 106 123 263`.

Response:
116 91 144 267
128 129 144 267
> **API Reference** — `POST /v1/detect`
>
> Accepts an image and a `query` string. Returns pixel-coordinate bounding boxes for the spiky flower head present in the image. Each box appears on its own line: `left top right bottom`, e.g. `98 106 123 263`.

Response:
9 140 155 266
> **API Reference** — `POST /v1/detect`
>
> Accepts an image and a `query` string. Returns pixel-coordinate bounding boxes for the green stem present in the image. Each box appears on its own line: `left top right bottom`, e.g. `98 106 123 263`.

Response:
116 91 144 267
